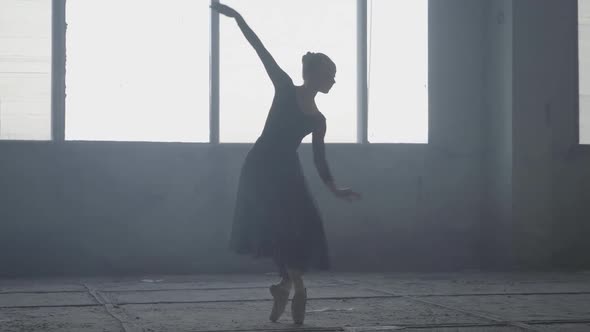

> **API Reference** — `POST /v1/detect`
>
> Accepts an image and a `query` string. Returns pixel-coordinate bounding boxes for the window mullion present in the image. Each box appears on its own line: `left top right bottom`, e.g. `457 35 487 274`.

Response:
357 0 368 144
210 0 220 144
51 0 66 142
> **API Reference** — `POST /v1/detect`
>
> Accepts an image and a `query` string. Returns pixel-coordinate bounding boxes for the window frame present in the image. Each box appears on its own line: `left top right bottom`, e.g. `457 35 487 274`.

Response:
41 0 426 145
52 0 66 142
577 0 590 148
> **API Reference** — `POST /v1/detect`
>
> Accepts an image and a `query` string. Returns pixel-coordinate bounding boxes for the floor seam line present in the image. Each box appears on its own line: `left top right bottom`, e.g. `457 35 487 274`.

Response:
363 285 539 331
81 283 144 332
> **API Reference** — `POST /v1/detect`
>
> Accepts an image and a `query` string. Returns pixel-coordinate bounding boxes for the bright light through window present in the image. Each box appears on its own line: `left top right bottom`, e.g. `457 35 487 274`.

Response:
368 0 428 143
65 0 209 142
0 0 51 140
220 0 357 143
580 0 590 144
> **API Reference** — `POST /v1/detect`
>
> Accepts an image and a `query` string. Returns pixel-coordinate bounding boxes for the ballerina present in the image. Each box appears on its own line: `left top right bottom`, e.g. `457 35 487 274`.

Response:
211 2 361 325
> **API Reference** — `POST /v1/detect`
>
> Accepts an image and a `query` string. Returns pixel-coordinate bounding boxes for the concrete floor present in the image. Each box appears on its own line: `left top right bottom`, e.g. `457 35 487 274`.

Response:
1 272 590 331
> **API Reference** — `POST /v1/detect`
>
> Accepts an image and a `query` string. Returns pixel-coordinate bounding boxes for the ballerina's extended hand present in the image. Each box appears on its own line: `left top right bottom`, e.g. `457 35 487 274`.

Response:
332 187 362 202
210 3 241 19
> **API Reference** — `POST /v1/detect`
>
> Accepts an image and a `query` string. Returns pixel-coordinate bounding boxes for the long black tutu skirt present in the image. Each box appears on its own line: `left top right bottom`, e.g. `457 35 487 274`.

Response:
229 145 330 272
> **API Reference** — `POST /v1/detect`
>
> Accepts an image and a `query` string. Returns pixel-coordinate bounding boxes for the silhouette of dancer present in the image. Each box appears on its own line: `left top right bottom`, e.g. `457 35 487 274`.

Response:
211 2 361 325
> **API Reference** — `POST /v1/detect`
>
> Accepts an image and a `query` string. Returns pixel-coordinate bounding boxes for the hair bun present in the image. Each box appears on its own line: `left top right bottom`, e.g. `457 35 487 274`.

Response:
302 51 315 64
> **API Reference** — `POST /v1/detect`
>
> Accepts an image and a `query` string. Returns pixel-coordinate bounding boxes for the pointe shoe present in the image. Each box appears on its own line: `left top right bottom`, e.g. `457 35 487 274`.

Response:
291 288 307 325
269 284 290 322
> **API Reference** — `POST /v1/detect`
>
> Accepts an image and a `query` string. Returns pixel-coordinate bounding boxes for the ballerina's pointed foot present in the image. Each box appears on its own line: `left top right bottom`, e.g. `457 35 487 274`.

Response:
291 288 307 325
269 284 290 322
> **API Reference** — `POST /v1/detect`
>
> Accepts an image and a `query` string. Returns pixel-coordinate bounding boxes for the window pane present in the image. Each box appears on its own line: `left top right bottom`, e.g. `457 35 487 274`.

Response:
580 0 590 144
0 0 51 140
220 0 356 143
65 0 209 142
368 0 428 143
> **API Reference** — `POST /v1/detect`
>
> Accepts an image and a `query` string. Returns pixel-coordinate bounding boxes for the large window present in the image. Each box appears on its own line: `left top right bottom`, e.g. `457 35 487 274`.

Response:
368 0 428 143
0 0 52 140
220 0 357 143
6 1 428 144
65 0 209 142
580 0 590 144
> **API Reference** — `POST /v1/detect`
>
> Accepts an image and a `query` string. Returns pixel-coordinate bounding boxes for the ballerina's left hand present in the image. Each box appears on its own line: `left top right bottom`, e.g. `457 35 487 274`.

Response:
332 187 362 202
210 3 241 19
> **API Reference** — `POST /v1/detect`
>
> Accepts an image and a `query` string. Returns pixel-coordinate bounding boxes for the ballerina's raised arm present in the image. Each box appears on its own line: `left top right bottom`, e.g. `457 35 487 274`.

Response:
211 3 291 88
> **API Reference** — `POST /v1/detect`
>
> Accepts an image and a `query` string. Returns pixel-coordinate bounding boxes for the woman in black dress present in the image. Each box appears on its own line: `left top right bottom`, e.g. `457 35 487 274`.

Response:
211 3 361 325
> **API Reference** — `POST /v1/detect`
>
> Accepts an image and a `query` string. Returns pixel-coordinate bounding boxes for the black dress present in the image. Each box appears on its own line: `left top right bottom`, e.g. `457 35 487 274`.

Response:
229 75 332 273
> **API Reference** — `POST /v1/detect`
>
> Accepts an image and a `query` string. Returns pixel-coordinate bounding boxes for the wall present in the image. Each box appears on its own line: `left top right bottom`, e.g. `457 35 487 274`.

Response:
0 0 493 277
482 0 513 267
511 0 590 268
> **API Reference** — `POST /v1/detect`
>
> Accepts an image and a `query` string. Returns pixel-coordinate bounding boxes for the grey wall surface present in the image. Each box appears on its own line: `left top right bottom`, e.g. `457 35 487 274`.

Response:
482 0 513 267
0 0 588 277
0 140 482 277
512 0 590 269
481 0 590 270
